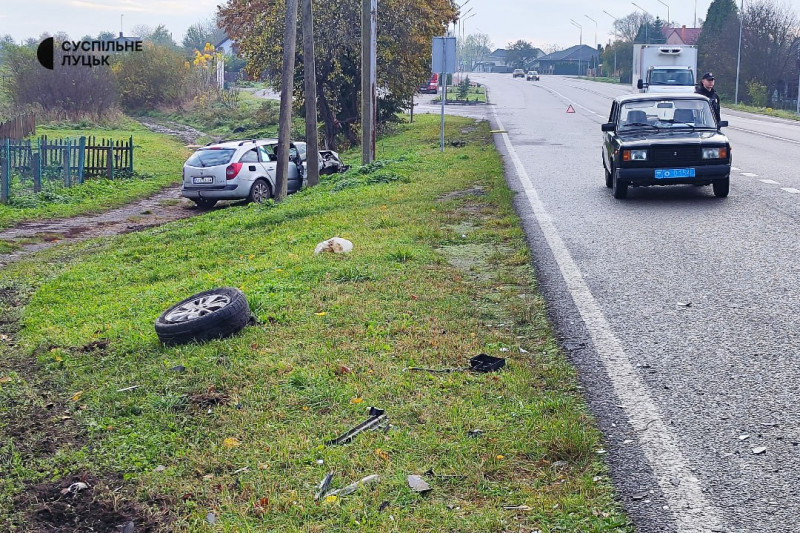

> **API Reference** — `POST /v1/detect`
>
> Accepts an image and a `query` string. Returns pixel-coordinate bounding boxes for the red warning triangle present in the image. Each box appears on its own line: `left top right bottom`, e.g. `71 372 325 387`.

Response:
566 105 575 113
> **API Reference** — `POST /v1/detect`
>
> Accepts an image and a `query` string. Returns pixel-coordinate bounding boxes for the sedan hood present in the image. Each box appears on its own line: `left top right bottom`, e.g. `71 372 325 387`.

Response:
617 130 729 147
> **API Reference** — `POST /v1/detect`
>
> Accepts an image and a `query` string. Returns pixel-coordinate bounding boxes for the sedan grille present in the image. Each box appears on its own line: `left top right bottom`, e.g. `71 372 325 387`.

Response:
651 145 701 165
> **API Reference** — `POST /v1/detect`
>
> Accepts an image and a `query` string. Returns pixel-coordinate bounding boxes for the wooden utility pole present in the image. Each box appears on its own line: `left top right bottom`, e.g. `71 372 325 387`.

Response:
361 0 377 164
302 0 319 187
276 0 299 200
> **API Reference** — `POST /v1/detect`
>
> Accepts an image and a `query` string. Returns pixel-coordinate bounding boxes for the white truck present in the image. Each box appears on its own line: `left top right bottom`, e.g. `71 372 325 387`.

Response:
632 44 698 93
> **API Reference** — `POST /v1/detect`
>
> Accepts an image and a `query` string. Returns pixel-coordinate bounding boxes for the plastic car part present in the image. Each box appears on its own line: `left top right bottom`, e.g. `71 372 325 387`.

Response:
327 407 387 445
155 287 253 345
469 354 506 372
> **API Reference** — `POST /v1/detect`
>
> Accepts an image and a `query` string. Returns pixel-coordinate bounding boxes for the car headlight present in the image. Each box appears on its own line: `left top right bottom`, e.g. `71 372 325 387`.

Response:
702 147 727 159
623 149 648 161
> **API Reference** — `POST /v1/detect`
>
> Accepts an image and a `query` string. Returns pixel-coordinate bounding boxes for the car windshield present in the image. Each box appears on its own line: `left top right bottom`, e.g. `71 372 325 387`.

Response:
186 148 236 167
618 99 716 130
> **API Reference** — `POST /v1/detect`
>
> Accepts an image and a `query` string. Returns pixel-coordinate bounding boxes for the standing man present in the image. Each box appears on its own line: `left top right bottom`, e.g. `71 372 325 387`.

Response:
696 72 721 123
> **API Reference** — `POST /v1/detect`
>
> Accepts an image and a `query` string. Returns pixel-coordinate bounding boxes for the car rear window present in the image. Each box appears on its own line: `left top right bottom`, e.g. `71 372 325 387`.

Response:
186 148 236 167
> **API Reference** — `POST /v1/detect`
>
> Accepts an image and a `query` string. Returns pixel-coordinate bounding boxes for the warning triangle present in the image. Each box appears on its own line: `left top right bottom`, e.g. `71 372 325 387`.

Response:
566 105 575 113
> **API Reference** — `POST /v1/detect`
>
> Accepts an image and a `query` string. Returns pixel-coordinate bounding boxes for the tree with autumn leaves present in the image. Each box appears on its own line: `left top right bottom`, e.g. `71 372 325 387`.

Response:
218 0 457 150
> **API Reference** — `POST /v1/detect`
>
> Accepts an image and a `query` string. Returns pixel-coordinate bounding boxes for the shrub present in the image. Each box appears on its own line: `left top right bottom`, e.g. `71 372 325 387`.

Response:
112 43 189 110
746 80 768 107
1 43 118 120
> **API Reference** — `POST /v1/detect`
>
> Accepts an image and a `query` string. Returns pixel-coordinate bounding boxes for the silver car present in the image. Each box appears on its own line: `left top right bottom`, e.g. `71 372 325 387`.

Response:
181 139 304 208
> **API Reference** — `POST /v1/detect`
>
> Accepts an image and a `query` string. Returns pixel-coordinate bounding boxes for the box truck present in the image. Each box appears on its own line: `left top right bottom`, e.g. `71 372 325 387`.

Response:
632 44 698 93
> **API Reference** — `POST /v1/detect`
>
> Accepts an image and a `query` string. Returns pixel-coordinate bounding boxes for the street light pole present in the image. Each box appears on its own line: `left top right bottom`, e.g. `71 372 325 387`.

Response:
735 0 744 104
632 2 652 43
656 0 670 26
570 19 583 76
603 10 619 80
585 15 597 75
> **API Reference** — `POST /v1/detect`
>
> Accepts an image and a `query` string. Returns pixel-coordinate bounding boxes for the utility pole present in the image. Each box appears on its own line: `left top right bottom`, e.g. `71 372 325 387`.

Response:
361 0 377 164
302 0 319 186
276 0 299 201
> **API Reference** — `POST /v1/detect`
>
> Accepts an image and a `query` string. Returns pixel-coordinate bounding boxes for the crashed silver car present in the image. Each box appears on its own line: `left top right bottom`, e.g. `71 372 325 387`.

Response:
293 141 349 175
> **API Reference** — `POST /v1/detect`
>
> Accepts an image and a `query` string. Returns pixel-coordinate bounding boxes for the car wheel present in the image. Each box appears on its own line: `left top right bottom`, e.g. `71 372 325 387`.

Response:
712 177 730 198
154 287 253 345
194 198 217 209
612 169 628 199
248 178 272 204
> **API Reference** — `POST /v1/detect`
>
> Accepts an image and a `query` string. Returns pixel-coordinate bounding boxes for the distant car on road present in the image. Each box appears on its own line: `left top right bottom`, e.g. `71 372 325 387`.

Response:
601 93 731 199
418 73 439 94
181 139 304 208
526 70 539 81
512 69 525 78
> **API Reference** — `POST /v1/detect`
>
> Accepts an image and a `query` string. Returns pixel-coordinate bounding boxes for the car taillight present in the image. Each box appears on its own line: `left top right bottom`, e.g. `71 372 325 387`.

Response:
226 163 243 180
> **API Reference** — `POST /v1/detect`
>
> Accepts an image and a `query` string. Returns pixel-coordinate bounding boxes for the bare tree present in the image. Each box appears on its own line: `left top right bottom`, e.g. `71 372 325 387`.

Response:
741 0 799 98
615 12 652 43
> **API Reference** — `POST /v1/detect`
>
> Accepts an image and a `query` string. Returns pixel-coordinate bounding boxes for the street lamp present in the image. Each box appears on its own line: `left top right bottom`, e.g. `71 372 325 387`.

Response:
603 10 619 80
631 2 652 43
656 0 670 26
735 0 743 104
570 19 583 76
585 15 597 75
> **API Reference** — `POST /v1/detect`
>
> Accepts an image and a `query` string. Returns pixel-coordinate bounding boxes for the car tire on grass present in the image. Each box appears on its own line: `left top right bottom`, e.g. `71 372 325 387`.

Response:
712 177 730 198
612 169 628 199
155 287 253 345
248 178 272 204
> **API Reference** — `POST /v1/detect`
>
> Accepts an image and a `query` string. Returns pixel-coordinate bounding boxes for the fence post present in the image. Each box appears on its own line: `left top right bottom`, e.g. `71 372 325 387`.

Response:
78 136 86 184
64 138 71 187
106 139 113 180
1 139 9 204
33 152 41 193
129 135 134 174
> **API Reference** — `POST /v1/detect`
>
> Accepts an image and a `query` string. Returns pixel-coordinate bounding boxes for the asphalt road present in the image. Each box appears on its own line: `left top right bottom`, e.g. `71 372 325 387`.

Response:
457 73 800 533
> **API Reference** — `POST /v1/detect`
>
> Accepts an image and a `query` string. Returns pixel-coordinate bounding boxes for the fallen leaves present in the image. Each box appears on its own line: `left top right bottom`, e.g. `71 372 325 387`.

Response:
222 437 241 449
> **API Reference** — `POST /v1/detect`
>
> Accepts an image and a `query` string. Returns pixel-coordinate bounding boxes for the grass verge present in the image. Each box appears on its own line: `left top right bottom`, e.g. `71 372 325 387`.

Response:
0 114 631 532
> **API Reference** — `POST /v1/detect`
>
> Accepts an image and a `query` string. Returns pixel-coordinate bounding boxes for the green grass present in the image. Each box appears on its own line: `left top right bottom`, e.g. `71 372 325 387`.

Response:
439 85 488 104
142 90 287 142
0 118 190 229
727 102 800 121
0 114 631 532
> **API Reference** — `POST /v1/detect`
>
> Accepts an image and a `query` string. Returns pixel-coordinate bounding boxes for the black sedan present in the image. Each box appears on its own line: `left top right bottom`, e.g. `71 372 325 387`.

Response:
601 93 731 199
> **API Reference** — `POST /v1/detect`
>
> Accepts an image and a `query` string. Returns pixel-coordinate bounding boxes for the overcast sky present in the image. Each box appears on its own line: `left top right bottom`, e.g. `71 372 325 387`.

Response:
1 0 736 50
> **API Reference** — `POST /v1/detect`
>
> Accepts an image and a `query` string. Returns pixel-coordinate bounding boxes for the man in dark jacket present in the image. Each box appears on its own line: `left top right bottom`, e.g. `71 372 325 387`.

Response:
696 72 721 123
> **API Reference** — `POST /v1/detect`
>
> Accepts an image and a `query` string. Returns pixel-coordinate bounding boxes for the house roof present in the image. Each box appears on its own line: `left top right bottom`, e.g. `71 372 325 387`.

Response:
537 44 597 62
661 26 701 45
488 48 507 59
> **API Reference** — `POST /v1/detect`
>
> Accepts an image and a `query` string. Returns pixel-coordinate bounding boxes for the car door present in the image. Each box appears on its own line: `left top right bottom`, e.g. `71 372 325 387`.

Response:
603 102 619 170
287 144 303 193
238 147 262 190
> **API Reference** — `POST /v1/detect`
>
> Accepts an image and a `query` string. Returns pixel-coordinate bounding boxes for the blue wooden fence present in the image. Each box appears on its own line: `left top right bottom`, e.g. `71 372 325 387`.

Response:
0 136 134 204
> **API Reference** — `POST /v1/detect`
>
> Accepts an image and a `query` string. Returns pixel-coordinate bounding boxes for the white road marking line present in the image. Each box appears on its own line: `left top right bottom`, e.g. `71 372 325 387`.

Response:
731 167 741 171
781 188 800 194
740 172 758 177
759 179 780 185
539 86 604 117
729 126 800 145
490 105 724 532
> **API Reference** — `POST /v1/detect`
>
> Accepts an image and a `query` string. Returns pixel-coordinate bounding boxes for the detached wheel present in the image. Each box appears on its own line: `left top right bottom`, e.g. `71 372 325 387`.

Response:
713 177 730 198
155 287 252 345
612 169 628 199
194 198 217 209
248 179 272 204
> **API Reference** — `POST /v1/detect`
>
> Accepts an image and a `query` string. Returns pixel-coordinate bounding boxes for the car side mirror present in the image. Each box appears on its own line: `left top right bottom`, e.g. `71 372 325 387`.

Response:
601 123 616 132
717 120 728 128
636 79 644 89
